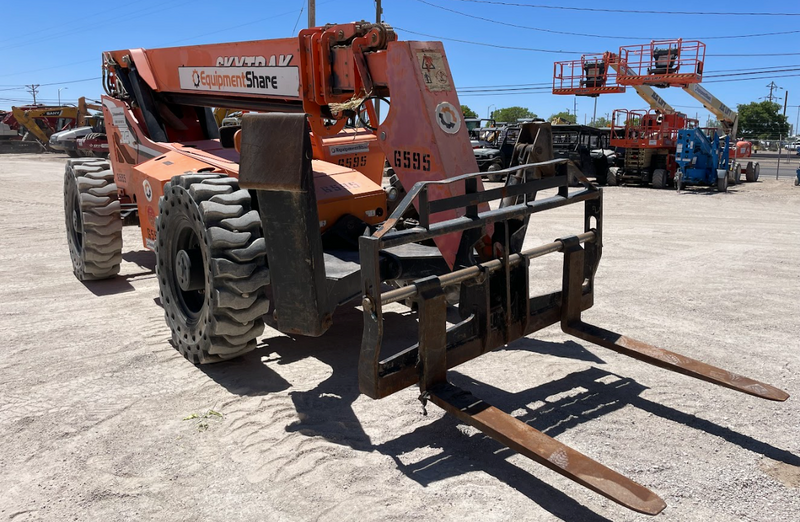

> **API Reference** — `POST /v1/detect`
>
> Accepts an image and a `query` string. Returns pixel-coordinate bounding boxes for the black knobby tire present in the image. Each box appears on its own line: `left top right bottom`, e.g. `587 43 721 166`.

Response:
64 158 123 280
66 150 80 158
156 174 270 364
651 169 667 189
607 167 619 186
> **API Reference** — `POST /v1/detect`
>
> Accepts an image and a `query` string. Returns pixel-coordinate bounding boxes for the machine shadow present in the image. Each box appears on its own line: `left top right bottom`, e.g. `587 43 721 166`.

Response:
260 305 617 521
201 304 797 520
677 186 741 196
122 249 157 272
80 250 157 296
199 349 292 397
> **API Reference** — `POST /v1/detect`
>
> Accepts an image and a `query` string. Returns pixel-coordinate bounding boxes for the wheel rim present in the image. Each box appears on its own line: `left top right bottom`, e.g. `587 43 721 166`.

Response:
68 185 83 249
171 217 206 322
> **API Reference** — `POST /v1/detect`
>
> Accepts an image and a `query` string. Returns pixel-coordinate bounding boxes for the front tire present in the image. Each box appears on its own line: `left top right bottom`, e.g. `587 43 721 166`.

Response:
156 174 270 364
717 174 728 192
652 169 667 189
486 161 504 182
63 159 122 280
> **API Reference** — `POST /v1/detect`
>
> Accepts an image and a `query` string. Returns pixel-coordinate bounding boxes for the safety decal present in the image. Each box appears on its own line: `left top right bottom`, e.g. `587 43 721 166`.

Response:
417 51 451 92
146 205 157 225
143 179 153 202
435 102 461 134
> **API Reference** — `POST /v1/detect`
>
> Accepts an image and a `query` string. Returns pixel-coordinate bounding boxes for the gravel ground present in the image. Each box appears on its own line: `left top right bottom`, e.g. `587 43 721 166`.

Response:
1 153 798 522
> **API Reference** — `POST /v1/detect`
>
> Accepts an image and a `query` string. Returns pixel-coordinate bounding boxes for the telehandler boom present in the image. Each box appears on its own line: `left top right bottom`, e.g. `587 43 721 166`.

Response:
63 22 787 515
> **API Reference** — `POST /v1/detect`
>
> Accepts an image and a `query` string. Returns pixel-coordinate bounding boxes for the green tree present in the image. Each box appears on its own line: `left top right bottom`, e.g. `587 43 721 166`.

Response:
492 106 537 123
737 101 789 139
549 111 577 124
590 117 611 128
460 105 478 118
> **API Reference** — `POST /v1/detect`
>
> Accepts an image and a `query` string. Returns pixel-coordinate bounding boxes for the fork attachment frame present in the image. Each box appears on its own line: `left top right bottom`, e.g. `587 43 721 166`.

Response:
357 159 787 515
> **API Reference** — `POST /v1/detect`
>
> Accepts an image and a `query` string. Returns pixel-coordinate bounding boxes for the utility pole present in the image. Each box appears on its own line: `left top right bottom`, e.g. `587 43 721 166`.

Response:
783 91 788 116
795 105 799 137
765 81 780 103
26 84 40 105
573 97 577 123
308 0 315 28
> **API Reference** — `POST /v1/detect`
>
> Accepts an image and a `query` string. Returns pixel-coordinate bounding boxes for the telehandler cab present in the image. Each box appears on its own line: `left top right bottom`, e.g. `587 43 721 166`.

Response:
63 22 787 515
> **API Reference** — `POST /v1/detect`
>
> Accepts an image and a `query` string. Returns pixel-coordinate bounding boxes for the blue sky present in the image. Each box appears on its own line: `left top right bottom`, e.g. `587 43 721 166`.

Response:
2 0 798 132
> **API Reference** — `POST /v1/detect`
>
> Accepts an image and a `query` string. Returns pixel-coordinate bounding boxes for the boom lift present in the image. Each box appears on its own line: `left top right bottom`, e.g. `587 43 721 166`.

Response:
678 83 759 183
615 40 758 189
554 51 686 187
62 22 787 515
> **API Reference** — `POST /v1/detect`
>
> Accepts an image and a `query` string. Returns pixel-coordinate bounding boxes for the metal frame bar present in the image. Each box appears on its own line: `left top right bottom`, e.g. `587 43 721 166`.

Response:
358 162 603 400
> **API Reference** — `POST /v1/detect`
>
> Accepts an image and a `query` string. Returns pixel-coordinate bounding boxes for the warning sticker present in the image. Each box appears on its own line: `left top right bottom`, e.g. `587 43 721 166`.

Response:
435 101 461 134
417 51 452 92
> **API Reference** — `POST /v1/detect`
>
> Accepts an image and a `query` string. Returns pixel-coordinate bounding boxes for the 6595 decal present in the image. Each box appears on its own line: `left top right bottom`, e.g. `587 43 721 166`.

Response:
393 150 431 172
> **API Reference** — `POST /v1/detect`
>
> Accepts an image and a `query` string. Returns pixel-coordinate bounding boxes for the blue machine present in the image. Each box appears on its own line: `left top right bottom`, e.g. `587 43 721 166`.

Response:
674 128 730 191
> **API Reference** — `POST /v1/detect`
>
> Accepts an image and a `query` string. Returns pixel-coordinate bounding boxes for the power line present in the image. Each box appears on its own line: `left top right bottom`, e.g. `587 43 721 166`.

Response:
394 27 800 58
708 52 800 57
416 0 800 40
447 0 800 16
394 27 588 53
0 77 101 92
0 0 196 53
0 0 152 46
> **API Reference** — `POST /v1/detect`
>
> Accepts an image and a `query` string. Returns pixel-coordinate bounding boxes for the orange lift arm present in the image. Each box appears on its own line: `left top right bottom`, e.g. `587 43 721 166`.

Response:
102 22 485 267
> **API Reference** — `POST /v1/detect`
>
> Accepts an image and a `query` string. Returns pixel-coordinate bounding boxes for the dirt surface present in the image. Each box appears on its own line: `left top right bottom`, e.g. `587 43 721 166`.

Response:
1 153 799 522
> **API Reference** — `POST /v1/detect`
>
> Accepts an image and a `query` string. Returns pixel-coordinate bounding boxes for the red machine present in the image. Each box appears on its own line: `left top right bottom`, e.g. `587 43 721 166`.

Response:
606 109 695 187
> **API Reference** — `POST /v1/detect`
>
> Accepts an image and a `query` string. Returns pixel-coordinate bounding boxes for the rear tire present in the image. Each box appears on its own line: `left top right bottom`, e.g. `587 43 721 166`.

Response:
66 150 79 158
717 174 728 192
606 167 619 186
651 169 667 189
745 161 756 182
63 159 122 280
156 174 270 364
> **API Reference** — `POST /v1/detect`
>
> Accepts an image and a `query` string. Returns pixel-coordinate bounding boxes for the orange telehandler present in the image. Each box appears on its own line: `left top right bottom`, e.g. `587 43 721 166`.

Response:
62 22 787 515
